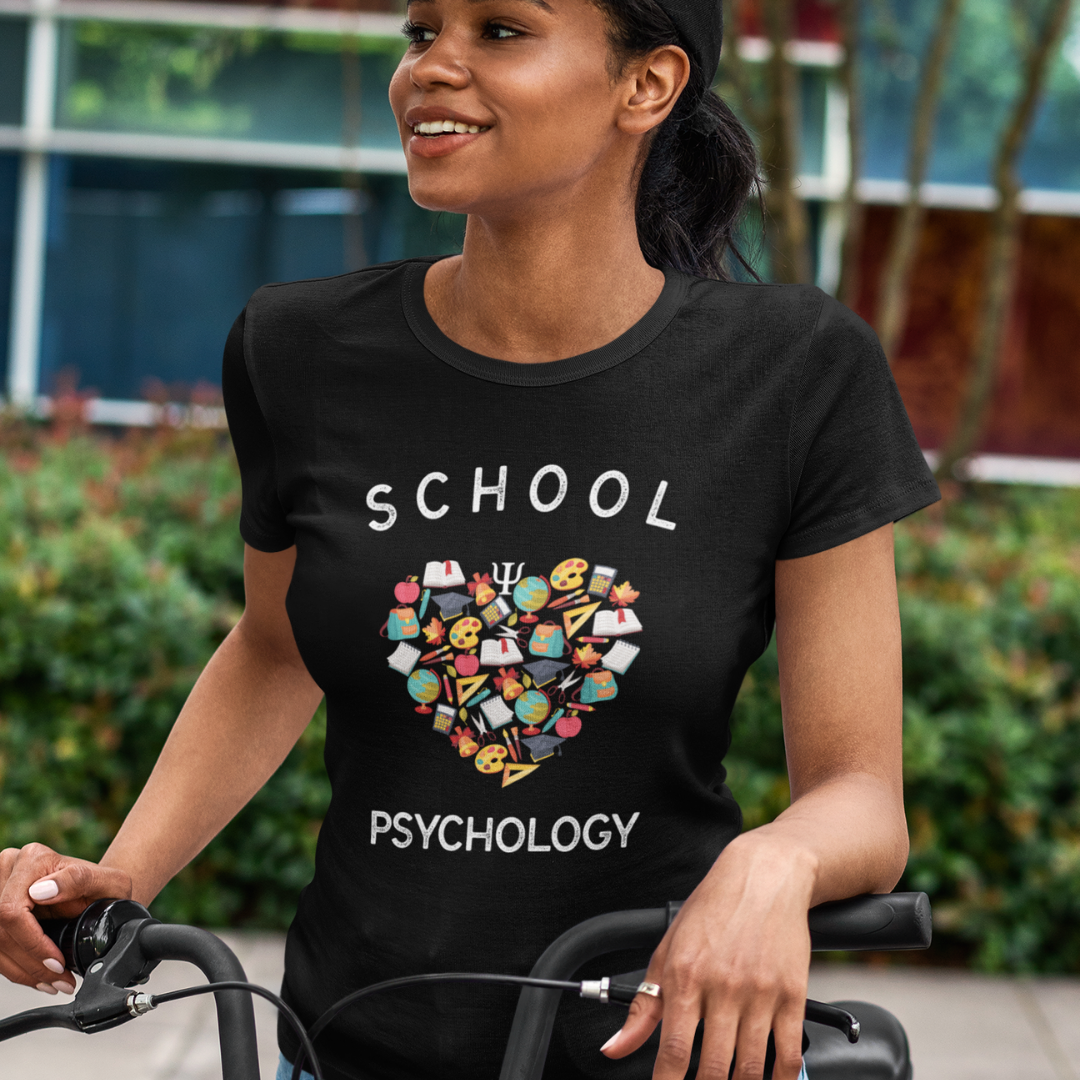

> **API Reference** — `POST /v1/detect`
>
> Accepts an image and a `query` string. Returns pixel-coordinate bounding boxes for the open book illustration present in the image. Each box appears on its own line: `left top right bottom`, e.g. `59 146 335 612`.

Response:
480 638 524 666
387 642 421 676
424 561 466 588
480 696 516 730
592 609 643 636
602 640 640 674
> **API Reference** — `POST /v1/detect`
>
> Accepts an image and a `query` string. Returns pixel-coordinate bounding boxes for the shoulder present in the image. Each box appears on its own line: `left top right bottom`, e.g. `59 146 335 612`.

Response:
244 256 436 344
682 277 828 330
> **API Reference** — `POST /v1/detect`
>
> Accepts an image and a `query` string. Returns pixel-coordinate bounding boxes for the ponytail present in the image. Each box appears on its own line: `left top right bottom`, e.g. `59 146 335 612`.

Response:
592 0 761 281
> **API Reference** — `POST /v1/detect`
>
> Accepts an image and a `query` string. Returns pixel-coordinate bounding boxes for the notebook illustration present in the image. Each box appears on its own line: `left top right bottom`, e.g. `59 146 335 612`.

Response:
602 640 640 674
424 561 466 588
387 642 421 676
592 609 643 636
480 696 516 730
481 638 524 666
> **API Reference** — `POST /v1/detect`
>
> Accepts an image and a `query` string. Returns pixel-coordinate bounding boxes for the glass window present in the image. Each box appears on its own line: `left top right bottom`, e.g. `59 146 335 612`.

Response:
55 22 407 148
0 16 28 125
39 157 465 400
860 0 1080 190
0 153 18 389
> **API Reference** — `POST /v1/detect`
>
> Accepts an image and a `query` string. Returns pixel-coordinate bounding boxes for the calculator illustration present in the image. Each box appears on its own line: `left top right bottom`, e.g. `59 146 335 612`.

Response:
589 565 617 598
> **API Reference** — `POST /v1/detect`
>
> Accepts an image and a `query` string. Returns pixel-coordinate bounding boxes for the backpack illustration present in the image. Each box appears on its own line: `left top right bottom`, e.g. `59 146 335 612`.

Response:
385 606 420 641
529 621 566 657
580 670 618 704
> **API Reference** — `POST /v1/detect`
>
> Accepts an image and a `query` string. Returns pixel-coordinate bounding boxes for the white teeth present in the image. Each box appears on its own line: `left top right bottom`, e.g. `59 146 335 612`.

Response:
413 120 488 135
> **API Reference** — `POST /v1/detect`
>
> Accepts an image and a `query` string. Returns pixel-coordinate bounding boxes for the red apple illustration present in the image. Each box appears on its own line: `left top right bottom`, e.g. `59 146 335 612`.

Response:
395 577 421 605
456 653 480 677
555 716 582 739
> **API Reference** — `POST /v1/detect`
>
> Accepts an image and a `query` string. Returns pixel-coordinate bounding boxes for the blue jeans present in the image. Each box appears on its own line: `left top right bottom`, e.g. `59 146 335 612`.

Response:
276 1053 315 1080
278 1051 808 1079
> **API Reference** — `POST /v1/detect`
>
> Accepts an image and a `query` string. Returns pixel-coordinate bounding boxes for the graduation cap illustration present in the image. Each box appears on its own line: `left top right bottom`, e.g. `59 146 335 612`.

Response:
523 660 569 688
432 592 472 619
522 734 566 763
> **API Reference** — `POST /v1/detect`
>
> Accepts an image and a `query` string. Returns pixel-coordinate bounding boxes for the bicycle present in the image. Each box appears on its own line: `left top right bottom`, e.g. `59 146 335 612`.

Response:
0 891 931 1079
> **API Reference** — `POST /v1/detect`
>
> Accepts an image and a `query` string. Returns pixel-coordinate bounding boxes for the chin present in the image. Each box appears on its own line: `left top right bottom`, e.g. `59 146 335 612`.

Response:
406 175 490 217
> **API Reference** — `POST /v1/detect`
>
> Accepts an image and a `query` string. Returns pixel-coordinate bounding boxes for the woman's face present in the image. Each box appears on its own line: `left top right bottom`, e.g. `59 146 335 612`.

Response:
389 0 644 218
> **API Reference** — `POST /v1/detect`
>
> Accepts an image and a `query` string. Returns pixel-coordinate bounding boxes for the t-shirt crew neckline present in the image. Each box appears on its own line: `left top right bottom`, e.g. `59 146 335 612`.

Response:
401 256 692 387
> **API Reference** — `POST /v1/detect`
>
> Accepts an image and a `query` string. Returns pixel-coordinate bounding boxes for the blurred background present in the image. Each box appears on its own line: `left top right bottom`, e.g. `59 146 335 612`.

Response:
1 0 1080 996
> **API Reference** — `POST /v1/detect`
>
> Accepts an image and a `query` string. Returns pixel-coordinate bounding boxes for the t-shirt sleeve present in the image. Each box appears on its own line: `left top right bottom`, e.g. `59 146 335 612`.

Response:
776 294 940 560
221 308 296 553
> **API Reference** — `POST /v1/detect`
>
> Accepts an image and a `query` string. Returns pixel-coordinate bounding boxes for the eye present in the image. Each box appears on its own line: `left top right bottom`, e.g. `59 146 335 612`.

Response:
484 21 523 40
401 18 436 44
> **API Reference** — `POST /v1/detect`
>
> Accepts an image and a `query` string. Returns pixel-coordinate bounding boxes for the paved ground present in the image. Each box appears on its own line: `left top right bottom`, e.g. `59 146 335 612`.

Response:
2 934 1078 1079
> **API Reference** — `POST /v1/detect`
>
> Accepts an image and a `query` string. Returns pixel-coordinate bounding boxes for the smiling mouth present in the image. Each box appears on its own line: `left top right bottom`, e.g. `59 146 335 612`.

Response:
412 120 491 137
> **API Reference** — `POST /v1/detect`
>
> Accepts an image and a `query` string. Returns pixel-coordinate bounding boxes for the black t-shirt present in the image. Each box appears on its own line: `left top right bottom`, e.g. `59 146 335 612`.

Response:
221 257 939 1080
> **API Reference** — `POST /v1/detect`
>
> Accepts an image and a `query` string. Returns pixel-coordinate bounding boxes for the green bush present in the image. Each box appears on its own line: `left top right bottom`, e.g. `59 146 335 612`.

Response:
3 416 1080 971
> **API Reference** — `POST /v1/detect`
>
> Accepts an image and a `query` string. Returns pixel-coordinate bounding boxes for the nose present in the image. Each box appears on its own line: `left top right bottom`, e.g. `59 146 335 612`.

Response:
409 28 472 91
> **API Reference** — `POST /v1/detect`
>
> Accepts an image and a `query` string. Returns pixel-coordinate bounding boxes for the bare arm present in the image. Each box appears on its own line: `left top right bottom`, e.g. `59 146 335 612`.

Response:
0 544 323 992
604 524 908 1080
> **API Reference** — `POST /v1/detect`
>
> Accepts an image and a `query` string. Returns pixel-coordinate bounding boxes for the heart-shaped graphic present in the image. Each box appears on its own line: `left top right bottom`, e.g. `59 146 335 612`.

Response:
383 558 641 787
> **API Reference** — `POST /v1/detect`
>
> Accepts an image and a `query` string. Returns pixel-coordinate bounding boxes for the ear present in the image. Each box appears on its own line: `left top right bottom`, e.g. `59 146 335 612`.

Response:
617 44 691 136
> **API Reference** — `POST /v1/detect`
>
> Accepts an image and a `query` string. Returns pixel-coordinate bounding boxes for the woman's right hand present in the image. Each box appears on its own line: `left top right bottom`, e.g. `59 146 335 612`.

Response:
0 843 132 995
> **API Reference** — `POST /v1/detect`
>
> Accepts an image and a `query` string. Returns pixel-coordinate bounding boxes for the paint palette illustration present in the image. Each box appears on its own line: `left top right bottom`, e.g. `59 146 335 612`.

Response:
382 560 642 788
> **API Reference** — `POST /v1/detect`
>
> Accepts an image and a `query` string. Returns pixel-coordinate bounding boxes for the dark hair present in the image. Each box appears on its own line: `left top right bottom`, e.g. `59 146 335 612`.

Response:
591 0 761 280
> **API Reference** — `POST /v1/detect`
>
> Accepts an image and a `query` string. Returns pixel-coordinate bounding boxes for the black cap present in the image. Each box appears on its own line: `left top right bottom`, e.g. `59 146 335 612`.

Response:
655 0 724 85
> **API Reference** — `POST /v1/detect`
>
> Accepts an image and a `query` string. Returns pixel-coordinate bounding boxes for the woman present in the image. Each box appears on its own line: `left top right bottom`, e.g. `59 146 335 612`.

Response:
0 1 939 1078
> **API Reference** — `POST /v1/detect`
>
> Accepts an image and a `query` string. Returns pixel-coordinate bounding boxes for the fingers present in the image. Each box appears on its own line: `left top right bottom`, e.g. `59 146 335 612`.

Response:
0 843 130 992
601 986 664 1059
767 1001 808 1080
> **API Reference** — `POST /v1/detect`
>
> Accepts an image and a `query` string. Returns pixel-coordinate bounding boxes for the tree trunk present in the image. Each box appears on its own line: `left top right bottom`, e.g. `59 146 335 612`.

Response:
875 0 965 361
837 0 866 307
935 0 1073 481
760 0 813 284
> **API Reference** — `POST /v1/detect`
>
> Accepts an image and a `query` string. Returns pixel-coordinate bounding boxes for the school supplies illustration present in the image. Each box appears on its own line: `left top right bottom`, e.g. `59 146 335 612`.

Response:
501 763 540 787
420 645 453 663
494 666 525 700
514 690 550 726
387 642 421 676
588 565 617 598
513 575 550 623
481 639 524 666
592 609 643 636
580 637 610 644
502 729 519 763
432 592 473 620
542 709 565 733
433 705 456 734
475 745 507 774
562 601 601 640
418 589 431 619
479 597 512 629
408 669 442 713
511 726 523 761
529 622 566 657
602 640 640 674
481 696 516 730
523 660 569 687
386 606 420 641
449 617 483 649
442 674 453 700
424 561 466 588
581 669 618 703
522 734 565 762
550 558 589 592
471 689 493 706
456 674 489 705
548 589 588 610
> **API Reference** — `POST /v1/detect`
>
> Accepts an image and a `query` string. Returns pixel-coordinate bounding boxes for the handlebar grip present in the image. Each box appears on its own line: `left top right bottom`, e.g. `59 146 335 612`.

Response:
808 892 932 952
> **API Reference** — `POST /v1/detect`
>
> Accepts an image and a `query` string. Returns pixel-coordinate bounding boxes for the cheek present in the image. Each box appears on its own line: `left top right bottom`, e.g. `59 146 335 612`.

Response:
388 63 411 125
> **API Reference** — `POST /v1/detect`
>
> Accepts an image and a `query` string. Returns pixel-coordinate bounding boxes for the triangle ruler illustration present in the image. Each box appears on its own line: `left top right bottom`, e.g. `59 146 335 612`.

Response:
563 601 601 640
501 763 540 788
456 674 489 706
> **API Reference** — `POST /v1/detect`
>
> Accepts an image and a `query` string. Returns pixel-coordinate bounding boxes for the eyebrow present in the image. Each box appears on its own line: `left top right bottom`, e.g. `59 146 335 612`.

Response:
408 0 555 10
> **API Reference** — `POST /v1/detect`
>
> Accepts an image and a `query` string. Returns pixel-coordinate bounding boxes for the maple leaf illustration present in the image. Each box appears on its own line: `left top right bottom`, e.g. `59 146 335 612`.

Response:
610 581 640 607
467 572 493 596
572 644 603 669
423 617 446 645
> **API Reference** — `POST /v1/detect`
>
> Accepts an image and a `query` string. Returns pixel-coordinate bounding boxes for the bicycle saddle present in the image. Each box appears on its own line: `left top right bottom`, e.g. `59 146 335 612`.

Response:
803 1000 912 1080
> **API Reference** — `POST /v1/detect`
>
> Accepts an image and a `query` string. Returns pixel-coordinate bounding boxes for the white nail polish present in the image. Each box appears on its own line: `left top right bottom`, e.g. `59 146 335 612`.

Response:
601 1033 619 1052
42 958 65 974
53 981 74 995
29 879 59 902
36 983 58 995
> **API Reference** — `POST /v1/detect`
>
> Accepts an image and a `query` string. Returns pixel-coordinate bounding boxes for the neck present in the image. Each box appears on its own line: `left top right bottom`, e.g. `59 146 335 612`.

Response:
424 178 666 364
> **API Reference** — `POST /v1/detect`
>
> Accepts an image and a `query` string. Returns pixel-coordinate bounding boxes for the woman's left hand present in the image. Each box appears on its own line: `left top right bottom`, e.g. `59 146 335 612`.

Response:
601 831 815 1080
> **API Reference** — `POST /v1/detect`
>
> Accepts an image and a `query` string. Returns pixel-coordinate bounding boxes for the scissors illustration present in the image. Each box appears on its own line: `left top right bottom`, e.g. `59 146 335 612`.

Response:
555 671 582 706
496 624 531 649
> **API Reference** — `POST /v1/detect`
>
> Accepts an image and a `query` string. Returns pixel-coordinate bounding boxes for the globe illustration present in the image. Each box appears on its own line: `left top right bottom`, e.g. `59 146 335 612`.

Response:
408 669 441 714
515 690 550 726
514 575 551 624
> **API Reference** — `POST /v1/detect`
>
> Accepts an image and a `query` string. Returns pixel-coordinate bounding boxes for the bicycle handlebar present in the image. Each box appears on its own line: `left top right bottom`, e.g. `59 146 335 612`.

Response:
499 893 932 1080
